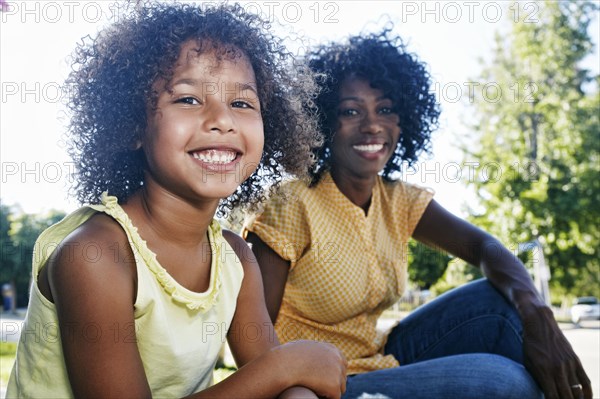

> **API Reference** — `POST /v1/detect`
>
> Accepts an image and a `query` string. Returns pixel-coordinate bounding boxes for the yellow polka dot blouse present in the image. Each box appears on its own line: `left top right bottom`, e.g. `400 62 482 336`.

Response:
245 172 434 374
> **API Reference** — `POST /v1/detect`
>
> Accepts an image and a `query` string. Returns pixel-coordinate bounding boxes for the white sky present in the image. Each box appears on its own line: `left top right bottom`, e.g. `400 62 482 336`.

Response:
1 1 598 216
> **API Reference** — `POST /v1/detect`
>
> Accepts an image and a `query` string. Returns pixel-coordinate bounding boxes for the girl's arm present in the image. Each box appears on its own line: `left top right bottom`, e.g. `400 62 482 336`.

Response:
48 214 153 398
245 232 290 323
196 230 346 399
49 217 344 399
412 199 592 399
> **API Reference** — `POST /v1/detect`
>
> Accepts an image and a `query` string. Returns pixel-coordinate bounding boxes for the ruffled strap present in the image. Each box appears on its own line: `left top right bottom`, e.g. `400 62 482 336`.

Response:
96 193 223 312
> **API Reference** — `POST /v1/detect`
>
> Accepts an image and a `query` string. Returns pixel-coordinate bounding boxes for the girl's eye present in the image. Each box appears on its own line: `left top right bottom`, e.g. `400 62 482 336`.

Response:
175 97 200 105
231 100 254 109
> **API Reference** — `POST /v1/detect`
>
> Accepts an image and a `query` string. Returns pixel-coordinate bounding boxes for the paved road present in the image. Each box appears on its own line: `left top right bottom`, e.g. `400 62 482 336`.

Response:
2 315 599 397
561 320 600 397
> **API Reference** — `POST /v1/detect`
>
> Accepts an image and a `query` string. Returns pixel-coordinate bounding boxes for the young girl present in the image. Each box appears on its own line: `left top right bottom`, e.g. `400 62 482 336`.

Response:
6 3 346 398
245 30 591 399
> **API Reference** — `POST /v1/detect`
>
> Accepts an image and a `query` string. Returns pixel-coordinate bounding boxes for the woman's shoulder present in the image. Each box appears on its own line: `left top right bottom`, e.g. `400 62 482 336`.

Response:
380 177 434 195
261 178 313 209
281 177 313 195
244 179 313 233
378 177 435 207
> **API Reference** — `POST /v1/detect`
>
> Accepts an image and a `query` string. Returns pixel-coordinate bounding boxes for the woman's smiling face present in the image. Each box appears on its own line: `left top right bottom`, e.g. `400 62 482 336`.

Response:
329 76 401 180
142 40 264 204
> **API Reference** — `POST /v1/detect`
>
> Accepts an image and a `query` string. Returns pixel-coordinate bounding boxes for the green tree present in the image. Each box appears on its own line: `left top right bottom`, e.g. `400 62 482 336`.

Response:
0 203 18 311
0 204 66 308
464 1 599 296
407 240 452 290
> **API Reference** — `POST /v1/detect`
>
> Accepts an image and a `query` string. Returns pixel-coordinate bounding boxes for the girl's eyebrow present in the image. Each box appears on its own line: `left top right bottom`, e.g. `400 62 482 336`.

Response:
170 78 258 95
171 78 199 87
238 82 259 96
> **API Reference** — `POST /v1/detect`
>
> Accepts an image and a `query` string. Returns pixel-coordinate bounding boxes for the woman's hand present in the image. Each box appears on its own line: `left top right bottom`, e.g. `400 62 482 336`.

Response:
274 340 347 399
521 305 592 399
413 200 593 399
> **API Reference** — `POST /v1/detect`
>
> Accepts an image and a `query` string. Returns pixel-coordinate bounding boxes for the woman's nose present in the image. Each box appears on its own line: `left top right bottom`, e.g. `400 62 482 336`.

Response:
360 112 383 135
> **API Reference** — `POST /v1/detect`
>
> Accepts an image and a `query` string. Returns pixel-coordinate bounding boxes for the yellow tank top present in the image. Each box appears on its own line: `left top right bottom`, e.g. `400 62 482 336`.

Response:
7 194 244 398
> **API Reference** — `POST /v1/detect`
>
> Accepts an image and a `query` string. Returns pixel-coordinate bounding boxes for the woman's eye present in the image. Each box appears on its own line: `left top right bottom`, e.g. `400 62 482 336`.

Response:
339 108 358 117
175 97 200 105
379 107 394 115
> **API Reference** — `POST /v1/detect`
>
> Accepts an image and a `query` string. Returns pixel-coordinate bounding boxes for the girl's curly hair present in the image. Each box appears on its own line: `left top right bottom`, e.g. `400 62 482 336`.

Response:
66 2 320 216
306 29 440 184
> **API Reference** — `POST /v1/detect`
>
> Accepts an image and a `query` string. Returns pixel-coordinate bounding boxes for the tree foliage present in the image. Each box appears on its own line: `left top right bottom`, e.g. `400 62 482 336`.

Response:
0 202 65 307
465 1 599 296
407 240 452 290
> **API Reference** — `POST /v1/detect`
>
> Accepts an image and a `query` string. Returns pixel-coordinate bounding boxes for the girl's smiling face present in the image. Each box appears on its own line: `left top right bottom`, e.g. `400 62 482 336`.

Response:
329 77 401 180
142 40 264 204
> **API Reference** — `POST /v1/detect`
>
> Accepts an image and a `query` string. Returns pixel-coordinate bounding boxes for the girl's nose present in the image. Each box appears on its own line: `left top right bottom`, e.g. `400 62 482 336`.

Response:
203 100 236 133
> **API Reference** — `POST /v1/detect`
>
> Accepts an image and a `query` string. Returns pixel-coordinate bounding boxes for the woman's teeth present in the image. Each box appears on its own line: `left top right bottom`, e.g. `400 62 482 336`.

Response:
353 144 384 153
192 150 237 164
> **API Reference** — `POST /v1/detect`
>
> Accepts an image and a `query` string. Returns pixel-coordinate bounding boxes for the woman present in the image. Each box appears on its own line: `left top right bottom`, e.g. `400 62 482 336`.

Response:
244 30 591 399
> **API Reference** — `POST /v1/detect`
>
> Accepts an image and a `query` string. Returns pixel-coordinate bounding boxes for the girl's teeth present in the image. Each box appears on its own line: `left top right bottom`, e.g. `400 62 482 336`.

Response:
193 150 236 164
353 144 384 153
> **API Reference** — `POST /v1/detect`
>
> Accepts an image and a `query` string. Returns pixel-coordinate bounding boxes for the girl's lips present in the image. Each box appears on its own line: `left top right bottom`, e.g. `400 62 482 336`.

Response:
189 148 242 172
191 149 238 164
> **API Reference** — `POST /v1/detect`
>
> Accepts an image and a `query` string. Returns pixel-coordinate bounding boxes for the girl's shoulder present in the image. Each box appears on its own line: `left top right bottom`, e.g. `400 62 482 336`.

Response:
71 211 130 247
32 204 137 315
46 208 137 295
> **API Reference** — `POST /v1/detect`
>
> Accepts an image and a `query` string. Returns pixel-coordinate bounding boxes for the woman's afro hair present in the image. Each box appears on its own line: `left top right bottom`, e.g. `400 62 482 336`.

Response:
305 28 440 183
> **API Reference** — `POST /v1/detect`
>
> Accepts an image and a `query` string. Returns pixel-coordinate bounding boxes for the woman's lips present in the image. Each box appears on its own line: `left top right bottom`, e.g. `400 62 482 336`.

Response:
352 143 384 153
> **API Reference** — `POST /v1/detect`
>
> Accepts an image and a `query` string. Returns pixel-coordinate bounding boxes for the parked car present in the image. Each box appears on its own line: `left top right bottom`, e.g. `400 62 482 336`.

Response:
570 296 600 325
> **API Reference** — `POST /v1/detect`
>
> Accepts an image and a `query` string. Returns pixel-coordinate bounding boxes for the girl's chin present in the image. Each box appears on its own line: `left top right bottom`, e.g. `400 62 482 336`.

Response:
198 174 252 193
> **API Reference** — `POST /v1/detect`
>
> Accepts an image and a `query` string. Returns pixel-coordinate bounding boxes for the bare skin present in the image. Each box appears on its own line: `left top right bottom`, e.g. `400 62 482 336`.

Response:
247 76 592 399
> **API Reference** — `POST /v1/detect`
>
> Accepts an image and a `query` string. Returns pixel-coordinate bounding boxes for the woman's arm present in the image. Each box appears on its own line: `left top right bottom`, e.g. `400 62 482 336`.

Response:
413 200 541 308
413 199 592 399
245 232 290 323
197 231 345 399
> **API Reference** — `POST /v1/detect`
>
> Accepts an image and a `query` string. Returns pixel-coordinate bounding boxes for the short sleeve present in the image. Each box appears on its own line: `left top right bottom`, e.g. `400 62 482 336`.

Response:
243 183 311 270
405 184 434 236
392 181 434 237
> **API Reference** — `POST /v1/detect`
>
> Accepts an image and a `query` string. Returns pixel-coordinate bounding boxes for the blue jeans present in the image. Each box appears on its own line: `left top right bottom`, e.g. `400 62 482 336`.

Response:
343 279 543 399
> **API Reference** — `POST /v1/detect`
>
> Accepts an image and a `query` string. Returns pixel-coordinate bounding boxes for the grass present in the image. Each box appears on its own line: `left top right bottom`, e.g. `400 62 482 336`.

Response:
1 341 17 387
